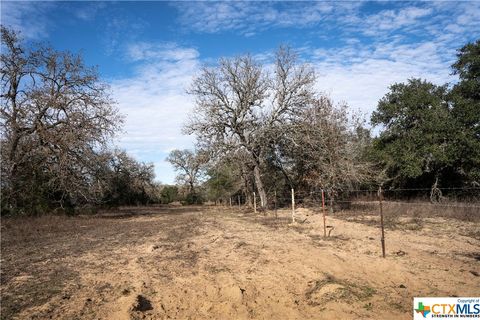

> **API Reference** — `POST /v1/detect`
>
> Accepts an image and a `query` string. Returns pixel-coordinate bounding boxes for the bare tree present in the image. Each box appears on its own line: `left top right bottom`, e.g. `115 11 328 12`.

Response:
166 149 207 194
270 95 375 192
185 46 315 209
1 26 122 213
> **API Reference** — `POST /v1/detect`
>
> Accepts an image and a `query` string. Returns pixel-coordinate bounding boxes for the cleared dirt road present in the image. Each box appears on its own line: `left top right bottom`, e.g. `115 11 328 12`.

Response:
1 206 479 319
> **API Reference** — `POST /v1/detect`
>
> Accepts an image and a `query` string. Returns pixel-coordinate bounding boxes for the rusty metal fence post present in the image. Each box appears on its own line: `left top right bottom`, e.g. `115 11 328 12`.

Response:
378 186 386 258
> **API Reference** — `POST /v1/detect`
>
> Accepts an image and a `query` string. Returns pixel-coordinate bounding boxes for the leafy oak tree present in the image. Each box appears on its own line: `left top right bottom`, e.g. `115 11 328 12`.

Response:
371 39 480 189
371 79 456 188
450 39 480 184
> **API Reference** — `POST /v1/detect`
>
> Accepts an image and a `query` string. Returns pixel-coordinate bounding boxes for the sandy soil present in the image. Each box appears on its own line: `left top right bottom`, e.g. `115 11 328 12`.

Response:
1 206 479 319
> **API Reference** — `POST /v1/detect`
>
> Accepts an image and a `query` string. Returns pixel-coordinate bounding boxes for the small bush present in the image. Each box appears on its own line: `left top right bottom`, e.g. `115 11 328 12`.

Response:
183 192 204 205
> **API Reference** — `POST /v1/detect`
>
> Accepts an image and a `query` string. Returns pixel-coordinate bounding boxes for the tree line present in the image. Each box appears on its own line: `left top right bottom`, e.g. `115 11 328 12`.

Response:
169 41 479 208
2 24 478 214
371 42 479 191
0 26 163 215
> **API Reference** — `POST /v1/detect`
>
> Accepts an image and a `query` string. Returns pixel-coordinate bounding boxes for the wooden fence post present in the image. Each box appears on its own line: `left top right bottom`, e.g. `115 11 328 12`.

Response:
253 192 257 214
378 186 386 258
322 189 326 237
291 188 295 223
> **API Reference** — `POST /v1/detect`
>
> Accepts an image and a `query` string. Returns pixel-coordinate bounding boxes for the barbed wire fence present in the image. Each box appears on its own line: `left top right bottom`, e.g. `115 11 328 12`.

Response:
227 187 480 258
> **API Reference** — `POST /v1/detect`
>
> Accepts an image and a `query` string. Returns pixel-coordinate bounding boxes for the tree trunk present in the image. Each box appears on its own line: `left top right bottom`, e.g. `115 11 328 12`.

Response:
189 180 195 194
246 193 252 208
253 163 267 209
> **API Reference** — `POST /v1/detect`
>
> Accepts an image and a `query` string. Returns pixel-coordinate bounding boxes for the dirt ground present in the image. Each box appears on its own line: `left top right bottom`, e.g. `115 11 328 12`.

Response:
1 206 479 319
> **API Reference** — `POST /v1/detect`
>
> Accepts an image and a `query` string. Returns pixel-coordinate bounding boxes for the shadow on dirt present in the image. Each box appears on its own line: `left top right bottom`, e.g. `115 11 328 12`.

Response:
95 205 205 219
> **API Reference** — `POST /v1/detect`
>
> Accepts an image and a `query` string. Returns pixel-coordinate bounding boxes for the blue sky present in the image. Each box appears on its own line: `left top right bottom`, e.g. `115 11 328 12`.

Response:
2 1 479 184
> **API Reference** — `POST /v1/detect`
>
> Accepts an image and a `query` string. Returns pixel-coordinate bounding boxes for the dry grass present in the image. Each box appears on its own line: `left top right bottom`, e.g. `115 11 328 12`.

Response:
1 205 479 319
329 199 479 236
305 273 376 306
346 200 480 221
0 206 203 320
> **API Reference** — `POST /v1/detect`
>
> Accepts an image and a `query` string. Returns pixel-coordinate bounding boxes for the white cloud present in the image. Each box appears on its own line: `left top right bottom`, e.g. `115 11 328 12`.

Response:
74 2 106 21
172 1 360 35
110 43 200 183
172 1 480 48
0 1 54 39
127 42 199 62
311 41 456 125
362 7 433 35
